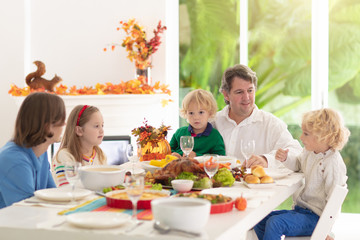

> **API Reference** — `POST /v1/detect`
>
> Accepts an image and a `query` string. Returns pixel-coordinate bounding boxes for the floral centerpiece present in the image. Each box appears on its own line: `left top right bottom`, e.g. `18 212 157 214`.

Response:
132 119 171 161
104 19 167 85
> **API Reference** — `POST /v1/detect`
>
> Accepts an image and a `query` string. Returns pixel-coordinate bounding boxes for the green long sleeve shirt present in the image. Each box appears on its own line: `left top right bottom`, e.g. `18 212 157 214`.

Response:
169 125 225 156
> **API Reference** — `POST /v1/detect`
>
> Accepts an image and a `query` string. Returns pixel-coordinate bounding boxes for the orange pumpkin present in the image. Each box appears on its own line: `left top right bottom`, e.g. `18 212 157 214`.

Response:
139 139 171 161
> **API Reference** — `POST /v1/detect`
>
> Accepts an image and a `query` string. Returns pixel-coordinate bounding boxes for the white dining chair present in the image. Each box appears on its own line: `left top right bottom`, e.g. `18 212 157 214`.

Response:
283 184 348 240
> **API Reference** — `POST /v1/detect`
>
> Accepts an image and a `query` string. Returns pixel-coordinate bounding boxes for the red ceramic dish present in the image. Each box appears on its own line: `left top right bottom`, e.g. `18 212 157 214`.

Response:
106 189 170 209
210 200 234 214
174 193 234 214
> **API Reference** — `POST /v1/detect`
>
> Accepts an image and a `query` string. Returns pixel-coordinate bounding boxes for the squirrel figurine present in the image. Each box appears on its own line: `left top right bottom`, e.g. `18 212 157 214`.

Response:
25 61 62 92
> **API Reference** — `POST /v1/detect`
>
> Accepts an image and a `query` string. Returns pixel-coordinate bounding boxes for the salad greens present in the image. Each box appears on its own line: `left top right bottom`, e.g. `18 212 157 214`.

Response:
213 168 235 187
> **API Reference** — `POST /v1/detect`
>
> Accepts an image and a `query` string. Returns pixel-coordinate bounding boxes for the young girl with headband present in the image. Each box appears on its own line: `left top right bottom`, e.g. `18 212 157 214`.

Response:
52 105 107 187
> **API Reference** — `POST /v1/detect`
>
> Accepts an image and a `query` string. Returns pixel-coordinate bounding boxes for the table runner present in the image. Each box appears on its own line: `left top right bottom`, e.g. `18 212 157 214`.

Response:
58 197 153 220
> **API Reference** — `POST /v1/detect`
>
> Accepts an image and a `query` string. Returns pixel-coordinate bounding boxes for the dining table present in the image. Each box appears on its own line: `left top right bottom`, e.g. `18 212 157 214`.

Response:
0 163 304 240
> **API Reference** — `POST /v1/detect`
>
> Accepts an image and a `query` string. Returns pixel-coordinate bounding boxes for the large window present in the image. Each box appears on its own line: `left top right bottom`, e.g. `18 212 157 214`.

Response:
180 0 360 212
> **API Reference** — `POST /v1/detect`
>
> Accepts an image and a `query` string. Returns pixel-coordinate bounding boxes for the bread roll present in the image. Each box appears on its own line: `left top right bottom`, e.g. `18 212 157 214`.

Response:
260 175 274 184
244 174 260 184
251 165 266 178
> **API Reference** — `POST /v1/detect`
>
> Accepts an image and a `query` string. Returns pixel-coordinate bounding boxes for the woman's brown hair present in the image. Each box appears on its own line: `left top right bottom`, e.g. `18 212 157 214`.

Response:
13 92 66 147
58 105 106 164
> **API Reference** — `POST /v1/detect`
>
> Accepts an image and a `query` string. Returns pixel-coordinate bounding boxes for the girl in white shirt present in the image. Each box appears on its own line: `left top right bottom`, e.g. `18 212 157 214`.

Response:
52 105 107 187
254 108 350 240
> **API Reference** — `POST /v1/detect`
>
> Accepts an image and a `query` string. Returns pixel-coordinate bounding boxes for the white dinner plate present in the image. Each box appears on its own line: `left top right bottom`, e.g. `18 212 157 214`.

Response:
66 212 131 229
195 155 240 168
140 161 161 173
241 179 276 189
34 188 92 202
264 168 293 179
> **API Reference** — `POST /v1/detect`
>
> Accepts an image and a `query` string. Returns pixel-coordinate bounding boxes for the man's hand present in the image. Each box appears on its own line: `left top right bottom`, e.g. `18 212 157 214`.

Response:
275 149 289 162
243 155 268 168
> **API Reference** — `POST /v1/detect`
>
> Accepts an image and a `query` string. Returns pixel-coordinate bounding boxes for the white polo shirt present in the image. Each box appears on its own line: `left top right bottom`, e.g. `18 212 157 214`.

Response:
212 105 302 168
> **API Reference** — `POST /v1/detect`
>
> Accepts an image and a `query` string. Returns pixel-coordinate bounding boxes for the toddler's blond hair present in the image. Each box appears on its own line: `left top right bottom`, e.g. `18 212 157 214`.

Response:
302 108 350 151
180 89 218 120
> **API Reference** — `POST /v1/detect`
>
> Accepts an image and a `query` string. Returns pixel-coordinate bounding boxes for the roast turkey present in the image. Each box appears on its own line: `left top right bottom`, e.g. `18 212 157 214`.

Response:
152 158 206 185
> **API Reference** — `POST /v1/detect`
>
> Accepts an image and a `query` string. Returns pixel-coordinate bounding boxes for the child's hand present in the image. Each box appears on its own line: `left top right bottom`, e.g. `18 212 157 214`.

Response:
184 151 196 159
275 149 289 162
325 235 334 240
171 152 181 159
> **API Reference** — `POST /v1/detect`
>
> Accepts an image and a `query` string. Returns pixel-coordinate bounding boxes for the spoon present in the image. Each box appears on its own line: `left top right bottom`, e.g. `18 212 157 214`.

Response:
153 220 201 237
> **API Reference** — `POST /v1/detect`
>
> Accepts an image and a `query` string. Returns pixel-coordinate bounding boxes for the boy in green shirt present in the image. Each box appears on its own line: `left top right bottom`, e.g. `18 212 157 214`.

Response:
170 89 225 157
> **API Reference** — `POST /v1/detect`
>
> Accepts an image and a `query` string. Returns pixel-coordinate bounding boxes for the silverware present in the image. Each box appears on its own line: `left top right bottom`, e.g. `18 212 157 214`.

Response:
52 220 66 228
24 200 71 205
153 220 201 237
125 221 144 233
95 191 106 197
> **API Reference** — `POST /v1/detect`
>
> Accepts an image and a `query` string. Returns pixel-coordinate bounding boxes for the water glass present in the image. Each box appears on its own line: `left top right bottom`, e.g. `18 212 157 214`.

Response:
240 139 255 161
203 154 219 180
126 144 139 174
64 161 81 202
125 175 144 222
180 136 194 158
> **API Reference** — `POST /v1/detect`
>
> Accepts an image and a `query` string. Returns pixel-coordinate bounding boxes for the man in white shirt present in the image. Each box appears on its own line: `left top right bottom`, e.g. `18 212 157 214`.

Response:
212 64 302 168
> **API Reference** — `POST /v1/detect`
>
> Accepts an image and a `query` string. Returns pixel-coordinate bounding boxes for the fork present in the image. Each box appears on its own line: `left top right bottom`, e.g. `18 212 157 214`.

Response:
125 221 144 233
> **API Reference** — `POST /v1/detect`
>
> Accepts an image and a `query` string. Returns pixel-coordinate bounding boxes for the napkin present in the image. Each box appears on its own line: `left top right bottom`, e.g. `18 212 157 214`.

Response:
37 218 208 239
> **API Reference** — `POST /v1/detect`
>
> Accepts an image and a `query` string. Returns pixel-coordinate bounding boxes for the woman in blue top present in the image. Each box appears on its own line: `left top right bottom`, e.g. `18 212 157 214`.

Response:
0 92 66 208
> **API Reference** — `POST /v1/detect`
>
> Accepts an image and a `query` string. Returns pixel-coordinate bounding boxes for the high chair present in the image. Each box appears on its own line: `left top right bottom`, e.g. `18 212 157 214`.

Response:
284 184 348 240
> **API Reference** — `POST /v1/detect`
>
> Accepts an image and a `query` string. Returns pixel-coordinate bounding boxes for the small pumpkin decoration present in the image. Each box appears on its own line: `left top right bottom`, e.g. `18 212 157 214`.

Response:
131 120 171 161
139 139 171 161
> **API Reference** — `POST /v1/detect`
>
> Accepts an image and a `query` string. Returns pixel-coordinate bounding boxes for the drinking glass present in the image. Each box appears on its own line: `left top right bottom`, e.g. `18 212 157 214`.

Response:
64 161 81 203
204 154 219 180
180 136 194 158
240 139 255 161
125 175 144 222
126 144 139 174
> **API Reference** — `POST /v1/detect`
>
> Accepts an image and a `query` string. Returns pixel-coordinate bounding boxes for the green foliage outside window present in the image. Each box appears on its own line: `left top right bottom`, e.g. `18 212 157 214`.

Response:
180 0 360 212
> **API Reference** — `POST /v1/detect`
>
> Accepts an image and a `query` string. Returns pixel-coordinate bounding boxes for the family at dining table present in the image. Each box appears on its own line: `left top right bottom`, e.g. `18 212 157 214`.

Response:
0 64 349 239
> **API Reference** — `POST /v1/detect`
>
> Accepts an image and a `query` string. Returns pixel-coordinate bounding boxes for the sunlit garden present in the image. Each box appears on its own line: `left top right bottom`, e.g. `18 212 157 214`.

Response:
179 0 360 213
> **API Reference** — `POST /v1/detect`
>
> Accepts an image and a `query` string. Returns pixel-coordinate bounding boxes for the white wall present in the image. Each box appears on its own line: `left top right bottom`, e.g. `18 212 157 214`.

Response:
0 0 179 147
0 1 24 147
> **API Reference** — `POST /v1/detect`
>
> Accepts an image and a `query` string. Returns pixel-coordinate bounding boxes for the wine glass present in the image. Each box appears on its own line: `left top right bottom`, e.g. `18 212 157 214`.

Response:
64 161 81 203
126 144 138 174
204 154 219 180
180 136 194 158
125 175 144 223
240 139 255 163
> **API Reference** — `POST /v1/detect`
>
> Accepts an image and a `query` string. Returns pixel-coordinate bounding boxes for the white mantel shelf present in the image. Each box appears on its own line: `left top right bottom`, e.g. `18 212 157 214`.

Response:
13 94 179 144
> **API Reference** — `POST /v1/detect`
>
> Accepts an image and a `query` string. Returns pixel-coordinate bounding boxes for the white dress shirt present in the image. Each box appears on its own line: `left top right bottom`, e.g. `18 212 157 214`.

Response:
212 105 302 168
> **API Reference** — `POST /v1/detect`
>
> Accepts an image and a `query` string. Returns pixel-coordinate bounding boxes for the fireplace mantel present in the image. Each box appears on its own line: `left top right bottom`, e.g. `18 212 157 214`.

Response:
13 94 178 145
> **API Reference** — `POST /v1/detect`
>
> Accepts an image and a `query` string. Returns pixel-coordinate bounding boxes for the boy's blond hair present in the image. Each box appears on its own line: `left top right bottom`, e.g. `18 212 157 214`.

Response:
180 89 218 120
302 108 350 151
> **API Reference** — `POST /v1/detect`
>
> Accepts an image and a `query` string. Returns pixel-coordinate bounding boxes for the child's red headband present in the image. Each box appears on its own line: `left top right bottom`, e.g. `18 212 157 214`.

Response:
76 105 89 126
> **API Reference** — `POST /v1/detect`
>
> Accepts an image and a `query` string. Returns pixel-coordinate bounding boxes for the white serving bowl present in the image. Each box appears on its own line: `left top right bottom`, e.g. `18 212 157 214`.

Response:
171 179 194 192
79 165 126 191
140 161 161 174
123 168 146 176
151 197 211 233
